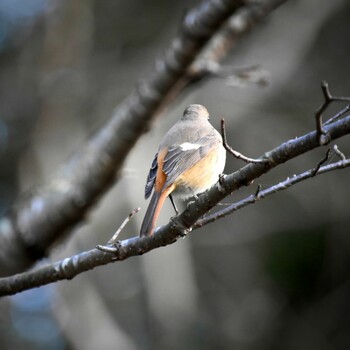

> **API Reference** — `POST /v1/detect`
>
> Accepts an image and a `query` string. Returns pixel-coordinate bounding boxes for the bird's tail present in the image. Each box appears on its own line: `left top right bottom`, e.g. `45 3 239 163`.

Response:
140 191 161 237
140 187 173 237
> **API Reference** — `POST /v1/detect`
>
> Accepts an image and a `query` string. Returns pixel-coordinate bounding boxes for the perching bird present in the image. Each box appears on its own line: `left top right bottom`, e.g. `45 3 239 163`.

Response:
140 104 226 237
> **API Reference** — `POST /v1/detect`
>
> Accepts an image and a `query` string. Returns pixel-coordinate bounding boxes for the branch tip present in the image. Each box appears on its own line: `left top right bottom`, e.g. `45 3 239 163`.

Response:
321 80 331 101
333 144 346 160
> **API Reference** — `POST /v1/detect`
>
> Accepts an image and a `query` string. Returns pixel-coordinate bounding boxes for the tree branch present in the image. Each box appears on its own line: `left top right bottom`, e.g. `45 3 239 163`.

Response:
195 150 350 227
1 111 349 297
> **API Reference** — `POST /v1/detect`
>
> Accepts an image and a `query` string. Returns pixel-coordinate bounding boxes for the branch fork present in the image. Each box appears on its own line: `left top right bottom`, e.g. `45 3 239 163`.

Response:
315 81 350 145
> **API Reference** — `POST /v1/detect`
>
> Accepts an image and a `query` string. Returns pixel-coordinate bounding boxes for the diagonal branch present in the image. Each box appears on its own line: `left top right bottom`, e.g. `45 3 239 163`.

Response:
1 112 349 297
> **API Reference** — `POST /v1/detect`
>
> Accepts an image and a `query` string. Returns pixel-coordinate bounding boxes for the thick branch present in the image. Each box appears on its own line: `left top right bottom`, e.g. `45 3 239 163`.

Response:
1 114 349 296
0 0 249 276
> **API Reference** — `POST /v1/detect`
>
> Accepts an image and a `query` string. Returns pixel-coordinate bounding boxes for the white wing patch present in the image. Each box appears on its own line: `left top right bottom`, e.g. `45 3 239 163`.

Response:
180 142 201 151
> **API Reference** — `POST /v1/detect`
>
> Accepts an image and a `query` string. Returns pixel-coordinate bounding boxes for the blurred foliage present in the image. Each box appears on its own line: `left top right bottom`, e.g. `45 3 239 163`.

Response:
264 228 326 304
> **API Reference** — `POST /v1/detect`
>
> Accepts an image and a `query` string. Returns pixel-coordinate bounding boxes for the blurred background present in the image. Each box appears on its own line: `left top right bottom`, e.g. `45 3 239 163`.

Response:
0 0 350 349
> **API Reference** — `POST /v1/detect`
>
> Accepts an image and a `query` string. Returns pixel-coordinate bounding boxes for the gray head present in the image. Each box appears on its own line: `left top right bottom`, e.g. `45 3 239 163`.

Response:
182 104 209 121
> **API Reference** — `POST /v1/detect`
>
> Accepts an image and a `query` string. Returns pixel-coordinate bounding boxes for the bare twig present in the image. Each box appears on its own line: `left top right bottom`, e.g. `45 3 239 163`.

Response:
333 144 346 160
324 104 350 126
312 149 331 176
315 81 350 144
96 208 141 253
221 119 266 164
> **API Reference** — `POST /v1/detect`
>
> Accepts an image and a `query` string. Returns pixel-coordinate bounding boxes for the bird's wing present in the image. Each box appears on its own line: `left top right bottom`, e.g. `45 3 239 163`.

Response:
144 152 158 199
162 133 220 189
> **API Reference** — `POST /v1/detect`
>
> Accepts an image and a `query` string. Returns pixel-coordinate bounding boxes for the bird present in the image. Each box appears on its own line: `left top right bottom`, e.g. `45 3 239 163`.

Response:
140 104 226 237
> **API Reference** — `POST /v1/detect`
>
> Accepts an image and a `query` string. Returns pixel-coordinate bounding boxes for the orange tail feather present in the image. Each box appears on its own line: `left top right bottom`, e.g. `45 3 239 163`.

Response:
140 186 174 237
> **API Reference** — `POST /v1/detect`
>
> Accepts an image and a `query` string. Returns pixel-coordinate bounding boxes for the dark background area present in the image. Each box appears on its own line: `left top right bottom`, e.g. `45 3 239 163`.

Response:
0 0 350 349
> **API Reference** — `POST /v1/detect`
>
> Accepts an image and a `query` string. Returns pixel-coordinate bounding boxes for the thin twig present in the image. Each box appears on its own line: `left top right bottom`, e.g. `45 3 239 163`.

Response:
221 119 267 164
333 144 346 160
312 149 331 176
96 208 141 253
315 81 333 137
324 104 350 126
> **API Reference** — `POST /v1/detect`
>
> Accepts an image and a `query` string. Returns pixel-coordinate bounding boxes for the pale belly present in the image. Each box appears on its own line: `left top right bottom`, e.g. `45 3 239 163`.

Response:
173 145 226 199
